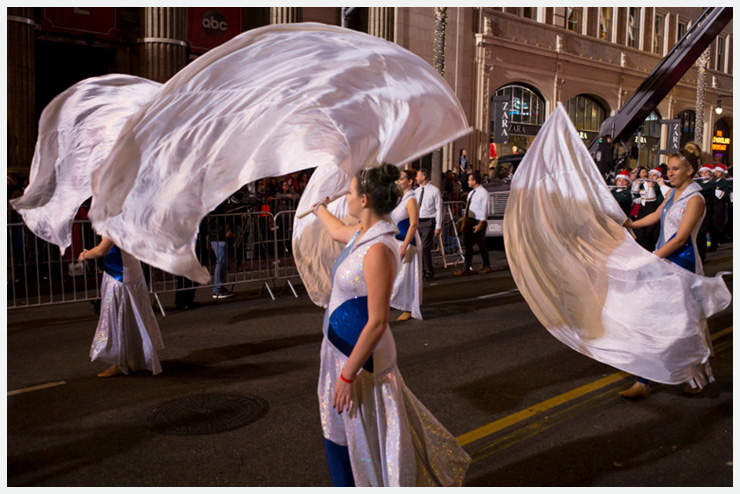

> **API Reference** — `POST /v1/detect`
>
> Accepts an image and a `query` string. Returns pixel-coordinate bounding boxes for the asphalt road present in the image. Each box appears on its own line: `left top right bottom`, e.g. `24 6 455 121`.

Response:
4 244 733 487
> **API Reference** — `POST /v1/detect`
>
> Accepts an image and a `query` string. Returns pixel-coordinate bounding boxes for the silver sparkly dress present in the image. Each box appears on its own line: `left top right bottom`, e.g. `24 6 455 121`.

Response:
389 189 423 319
90 246 164 374
318 220 470 486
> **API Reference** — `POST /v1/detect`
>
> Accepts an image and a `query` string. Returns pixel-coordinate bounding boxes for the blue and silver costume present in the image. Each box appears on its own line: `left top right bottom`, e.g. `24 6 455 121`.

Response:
389 189 423 320
317 220 469 486
90 246 164 374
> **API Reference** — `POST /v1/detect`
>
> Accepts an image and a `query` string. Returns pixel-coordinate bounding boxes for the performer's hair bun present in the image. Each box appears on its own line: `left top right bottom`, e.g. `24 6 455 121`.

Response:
356 163 402 215
677 141 702 175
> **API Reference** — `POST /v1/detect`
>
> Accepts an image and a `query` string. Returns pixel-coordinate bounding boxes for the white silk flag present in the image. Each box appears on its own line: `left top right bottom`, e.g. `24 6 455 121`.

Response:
504 104 731 385
9 74 161 252
88 23 470 287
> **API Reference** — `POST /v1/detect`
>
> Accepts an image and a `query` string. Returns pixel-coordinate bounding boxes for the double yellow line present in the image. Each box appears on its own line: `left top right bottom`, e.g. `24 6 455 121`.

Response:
457 326 733 447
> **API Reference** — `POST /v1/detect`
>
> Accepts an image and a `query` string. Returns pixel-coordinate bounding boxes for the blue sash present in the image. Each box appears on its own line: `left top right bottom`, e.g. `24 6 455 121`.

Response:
322 229 374 372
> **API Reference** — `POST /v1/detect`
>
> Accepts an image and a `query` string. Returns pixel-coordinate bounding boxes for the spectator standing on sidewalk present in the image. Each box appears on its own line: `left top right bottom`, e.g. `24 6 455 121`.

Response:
415 169 443 281
455 172 491 276
208 200 234 299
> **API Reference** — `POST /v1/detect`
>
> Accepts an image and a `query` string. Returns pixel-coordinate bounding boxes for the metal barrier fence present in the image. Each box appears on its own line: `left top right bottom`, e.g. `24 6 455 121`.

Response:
7 199 466 313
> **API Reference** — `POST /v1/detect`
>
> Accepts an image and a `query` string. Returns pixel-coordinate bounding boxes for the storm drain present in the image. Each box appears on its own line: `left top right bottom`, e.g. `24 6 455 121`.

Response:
147 393 268 435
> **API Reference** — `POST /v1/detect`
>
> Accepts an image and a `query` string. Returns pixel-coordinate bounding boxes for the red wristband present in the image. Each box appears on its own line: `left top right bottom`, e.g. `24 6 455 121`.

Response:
339 369 354 384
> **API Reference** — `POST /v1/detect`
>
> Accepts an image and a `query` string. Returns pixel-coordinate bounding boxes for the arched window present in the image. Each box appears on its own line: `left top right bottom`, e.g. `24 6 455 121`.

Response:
564 95 607 133
492 84 545 125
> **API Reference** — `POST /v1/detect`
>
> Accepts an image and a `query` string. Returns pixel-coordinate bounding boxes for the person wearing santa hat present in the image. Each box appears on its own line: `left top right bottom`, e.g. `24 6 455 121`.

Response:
632 167 664 251
612 169 634 216
709 163 731 251
696 164 717 261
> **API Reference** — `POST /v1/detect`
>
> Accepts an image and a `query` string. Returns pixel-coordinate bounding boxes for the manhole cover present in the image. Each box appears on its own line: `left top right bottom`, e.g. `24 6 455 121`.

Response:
147 393 268 435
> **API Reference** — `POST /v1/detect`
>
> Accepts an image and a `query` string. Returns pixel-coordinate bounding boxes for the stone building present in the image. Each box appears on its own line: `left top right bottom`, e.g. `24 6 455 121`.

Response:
7 7 733 176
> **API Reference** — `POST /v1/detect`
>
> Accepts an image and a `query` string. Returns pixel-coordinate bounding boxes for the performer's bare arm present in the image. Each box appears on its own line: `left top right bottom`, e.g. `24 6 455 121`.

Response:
333 243 394 413
399 197 419 259
79 237 115 261
314 199 361 244
624 195 670 229
652 195 705 259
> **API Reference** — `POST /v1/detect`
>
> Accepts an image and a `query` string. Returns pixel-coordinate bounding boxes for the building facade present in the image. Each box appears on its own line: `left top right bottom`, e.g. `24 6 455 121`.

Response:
7 7 733 176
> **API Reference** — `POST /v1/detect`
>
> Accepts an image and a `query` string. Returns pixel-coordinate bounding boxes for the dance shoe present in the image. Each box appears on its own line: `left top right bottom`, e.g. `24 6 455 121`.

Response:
396 311 412 322
479 266 491 274
682 384 702 395
619 381 650 399
97 365 123 378
454 268 473 276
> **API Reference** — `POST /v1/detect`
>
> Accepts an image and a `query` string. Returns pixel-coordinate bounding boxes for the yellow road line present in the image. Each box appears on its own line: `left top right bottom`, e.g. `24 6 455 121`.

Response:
457 326 732 447
7 381 66 396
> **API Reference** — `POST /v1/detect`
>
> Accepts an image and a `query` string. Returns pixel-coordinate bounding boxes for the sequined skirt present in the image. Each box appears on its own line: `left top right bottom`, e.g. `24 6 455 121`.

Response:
390 233 423 320
90 271 164 374
318 336 470 486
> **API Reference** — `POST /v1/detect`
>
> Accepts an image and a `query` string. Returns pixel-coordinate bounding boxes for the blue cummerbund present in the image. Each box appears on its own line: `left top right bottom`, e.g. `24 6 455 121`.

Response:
328 296 373 372
665 233 696 273
395 218 416 245
103 245 124 282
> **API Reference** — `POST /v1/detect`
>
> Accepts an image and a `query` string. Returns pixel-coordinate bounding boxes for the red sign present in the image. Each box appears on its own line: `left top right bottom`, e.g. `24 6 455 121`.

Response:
188 8 242 54
41 7 119 40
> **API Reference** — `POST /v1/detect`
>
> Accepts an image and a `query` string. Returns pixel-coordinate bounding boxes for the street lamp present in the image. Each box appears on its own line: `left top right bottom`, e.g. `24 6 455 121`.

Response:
715 94 732 115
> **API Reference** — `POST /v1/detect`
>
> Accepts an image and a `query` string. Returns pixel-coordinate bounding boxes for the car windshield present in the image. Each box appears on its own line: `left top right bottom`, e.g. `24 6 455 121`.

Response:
488 157 521 183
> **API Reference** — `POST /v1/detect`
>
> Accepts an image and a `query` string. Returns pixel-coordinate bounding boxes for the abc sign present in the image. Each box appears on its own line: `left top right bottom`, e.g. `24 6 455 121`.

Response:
202 10 228 35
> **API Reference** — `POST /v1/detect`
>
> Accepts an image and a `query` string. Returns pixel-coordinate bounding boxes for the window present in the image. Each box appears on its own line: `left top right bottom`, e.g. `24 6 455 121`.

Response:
565 95 607 132
653 14 664 54
599 7 611 41
716 36 725 72
567 8 581 33
677 20 687 41
628 8 641 48
492 84 546 126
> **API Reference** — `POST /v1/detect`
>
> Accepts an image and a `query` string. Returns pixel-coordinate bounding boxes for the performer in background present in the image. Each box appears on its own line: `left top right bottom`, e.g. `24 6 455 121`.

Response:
631 168 664 251
390 169 422 321
620 142 712 398
612 170 634 216
79 237 164 377
312 164 469 487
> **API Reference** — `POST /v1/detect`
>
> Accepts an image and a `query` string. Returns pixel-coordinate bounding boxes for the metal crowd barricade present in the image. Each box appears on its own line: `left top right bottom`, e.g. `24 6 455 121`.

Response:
7 218 104 309
433 201 465 268
145 209 280 314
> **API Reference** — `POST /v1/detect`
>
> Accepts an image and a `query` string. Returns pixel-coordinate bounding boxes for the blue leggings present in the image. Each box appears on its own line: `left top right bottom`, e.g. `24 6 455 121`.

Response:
637 377 649 385
324 439 355 487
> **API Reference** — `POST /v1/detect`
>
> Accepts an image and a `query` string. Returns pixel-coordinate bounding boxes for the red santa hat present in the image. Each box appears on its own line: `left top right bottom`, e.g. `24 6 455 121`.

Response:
715 164 727 173
648 168 662 177
699 164 714 173
615 170 632 183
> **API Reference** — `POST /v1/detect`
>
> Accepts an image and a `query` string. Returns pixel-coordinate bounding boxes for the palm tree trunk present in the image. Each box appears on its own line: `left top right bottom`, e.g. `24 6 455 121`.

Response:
431 7 447 187
694 47 709 146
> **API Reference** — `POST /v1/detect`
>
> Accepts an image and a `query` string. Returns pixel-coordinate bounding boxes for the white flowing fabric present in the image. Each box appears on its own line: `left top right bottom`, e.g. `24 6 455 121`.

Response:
9 74 161 253
504 104 731 385
87 23 471 287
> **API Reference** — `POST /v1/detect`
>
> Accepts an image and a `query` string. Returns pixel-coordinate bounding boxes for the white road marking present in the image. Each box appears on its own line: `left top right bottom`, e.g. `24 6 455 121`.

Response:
8 381 67 396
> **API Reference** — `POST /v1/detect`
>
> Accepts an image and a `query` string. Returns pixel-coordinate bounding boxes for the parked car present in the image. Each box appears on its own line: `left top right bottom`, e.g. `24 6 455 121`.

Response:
482 153 524 237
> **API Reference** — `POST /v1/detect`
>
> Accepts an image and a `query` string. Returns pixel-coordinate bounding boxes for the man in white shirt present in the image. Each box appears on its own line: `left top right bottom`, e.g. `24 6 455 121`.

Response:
415 168 443 281
455 172 491 276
